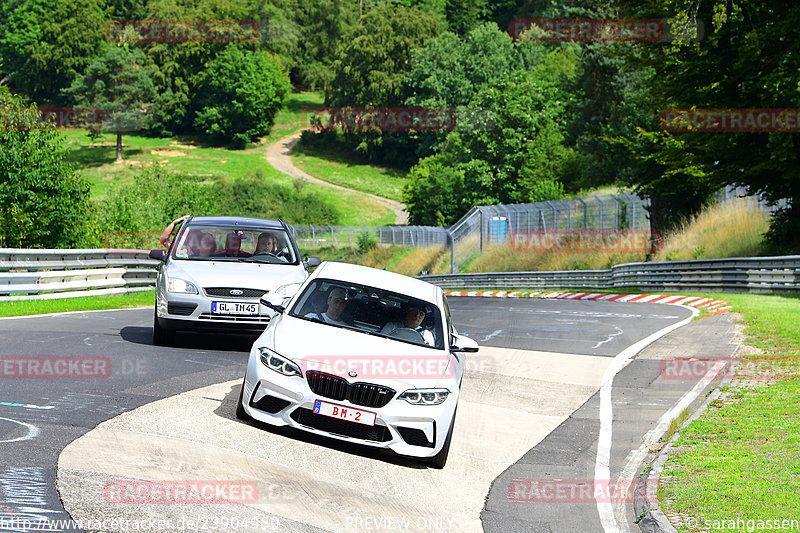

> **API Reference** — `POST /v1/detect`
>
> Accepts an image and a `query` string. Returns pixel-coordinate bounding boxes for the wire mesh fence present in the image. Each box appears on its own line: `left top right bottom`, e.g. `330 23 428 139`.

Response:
446 194 652 272
287 194 653 272
287 224 449 249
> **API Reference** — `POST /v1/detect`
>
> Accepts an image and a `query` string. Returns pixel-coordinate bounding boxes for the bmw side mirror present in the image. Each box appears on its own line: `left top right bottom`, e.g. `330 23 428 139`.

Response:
149 249 167 261
260 293 287 314
451 333 479 353
304 255 321 268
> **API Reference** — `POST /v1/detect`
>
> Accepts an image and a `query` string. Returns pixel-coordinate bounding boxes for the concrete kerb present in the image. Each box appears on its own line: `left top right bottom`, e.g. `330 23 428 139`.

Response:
634 382 729 533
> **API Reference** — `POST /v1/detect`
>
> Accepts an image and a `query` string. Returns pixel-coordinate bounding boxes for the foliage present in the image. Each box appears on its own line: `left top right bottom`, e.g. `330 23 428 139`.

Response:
403 154 465 226
293 0 357 89
618 0 800 244
95 167 339 248
327 4 442 108
194 45 290 147
356 231 377 253
63 43 157 161
0 87 92 247
405 50 580 226
324 4 442 166
0 0 105 103
210 172 339 224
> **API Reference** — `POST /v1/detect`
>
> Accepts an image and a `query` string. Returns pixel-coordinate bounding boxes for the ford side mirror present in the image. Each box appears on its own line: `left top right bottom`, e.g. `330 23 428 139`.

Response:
304 255 321 268
149 249 167 261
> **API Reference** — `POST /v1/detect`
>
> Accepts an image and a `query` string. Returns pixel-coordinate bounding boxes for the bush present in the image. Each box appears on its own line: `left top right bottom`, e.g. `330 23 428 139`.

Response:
195 46 291 147
357 231 378 253
0 87 92 248
94 167 340 248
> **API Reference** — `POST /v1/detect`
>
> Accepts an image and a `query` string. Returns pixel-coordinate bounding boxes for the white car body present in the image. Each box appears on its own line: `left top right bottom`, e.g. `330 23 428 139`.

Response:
238 261 478 468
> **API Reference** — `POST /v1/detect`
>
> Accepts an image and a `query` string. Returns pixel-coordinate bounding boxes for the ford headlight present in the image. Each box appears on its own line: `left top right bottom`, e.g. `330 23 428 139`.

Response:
259 348 302 377
167 277 198 294
399 388 450 405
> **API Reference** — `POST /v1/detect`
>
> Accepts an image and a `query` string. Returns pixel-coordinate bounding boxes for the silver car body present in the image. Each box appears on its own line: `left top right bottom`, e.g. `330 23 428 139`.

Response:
153 216 314 339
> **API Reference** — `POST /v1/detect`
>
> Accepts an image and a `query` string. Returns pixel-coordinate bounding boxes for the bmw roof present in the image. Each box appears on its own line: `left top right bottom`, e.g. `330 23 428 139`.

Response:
310 261 442 304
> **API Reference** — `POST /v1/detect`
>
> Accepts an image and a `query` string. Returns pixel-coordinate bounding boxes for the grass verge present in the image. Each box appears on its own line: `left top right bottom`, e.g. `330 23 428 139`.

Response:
0 290 154 318
292 135 407 202
658 292 800 529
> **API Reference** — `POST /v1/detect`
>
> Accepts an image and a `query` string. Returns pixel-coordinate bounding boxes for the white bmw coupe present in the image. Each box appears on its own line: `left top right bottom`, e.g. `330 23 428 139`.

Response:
237 261 478 468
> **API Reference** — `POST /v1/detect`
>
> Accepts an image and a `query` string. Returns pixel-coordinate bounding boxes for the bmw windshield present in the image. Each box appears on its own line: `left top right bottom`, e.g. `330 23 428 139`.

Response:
289 278 445 350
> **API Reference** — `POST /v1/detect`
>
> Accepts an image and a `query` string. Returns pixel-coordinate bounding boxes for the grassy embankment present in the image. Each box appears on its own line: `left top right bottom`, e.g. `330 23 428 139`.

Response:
466 196 770 273
291 135 407 203
658 293 800 529
62 91 394 226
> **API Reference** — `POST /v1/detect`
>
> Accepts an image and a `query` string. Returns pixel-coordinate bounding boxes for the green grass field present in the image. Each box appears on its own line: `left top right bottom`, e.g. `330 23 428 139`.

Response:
59 92 394 226
292 138 408 202
658 292 800 529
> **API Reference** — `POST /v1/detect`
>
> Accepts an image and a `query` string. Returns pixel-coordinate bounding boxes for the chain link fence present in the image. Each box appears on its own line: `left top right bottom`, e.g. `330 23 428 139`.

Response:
282 187 795 274
446 194 652 272
287 194 652 272
287 224 449 249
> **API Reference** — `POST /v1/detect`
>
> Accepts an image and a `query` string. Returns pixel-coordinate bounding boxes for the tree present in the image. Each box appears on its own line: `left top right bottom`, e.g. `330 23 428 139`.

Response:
0 87 91 248
323 4 442 165
0 0 105 103
617 0 800 249
194 45 290 147
327 4 442 108
404 22 524 159
405 53 579 225
64 44 156 162
294 0 358 89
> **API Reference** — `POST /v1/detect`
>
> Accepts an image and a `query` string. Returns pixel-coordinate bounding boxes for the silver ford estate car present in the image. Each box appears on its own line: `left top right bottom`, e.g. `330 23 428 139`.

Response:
149 216 320 346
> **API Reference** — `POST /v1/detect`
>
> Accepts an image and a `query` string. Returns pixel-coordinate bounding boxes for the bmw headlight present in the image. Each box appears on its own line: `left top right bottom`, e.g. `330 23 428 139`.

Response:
167 277 198 294
399 388 450 405
259 348 302 377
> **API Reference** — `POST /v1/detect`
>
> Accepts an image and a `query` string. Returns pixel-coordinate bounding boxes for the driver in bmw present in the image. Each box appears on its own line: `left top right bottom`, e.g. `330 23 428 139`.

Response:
381 303 434 345
304 288 350 326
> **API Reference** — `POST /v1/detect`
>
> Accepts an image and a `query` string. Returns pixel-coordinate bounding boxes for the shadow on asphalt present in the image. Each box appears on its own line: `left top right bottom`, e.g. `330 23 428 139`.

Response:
214 383 428 470
120 326 259 352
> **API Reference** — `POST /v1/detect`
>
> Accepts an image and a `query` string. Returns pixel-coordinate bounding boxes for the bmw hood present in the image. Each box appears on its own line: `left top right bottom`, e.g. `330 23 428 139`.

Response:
266 315 455 389
167 260 307 293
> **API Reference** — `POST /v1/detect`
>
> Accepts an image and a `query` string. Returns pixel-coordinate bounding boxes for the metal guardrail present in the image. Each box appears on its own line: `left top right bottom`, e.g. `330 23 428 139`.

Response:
0 249 158 301
421 256 800 294
2 249 798 301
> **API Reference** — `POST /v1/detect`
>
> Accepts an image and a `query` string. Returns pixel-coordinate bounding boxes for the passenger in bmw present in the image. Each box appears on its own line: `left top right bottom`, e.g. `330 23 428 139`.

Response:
304 287 350 326
381 303 434 345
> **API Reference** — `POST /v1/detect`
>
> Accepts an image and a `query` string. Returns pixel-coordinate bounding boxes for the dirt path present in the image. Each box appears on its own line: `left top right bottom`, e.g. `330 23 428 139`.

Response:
265 131 408 225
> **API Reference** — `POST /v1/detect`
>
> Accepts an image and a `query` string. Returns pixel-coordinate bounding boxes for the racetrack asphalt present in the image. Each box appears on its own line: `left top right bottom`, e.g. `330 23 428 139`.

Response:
0 298 736 532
